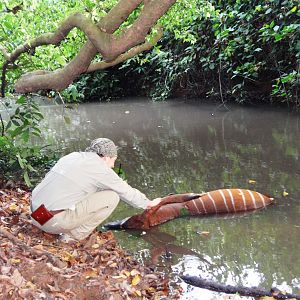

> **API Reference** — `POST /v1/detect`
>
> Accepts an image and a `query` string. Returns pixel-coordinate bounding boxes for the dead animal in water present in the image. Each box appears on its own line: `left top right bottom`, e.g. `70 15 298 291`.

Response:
104 189 274 230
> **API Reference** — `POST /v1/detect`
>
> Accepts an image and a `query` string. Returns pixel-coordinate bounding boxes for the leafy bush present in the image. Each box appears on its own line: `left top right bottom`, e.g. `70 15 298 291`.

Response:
74 0 299 105
0 96 56 186
1 0 299 105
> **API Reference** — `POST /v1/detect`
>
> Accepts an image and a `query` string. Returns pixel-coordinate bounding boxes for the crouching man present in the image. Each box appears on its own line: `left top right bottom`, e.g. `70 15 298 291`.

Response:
30 138 161 241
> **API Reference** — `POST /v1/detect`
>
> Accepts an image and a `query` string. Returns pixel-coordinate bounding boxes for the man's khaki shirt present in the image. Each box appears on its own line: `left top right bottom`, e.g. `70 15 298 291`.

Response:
31 152 150 211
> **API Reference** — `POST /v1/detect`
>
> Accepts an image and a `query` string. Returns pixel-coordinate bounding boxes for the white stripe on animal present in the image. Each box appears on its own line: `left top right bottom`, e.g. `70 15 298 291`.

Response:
207 192 218 213
199 197 207 214
219 189 229 212
192 199 201 214
226 189 236 212
247 190 257 209
238 188 247 211
257 192 266 207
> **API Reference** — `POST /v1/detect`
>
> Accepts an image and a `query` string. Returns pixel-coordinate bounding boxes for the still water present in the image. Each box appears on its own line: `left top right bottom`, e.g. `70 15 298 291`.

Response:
39 99 300 299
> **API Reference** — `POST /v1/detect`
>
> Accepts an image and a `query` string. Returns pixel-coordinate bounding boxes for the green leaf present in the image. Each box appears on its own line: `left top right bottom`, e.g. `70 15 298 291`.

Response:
64 115 71 124
179 207 190 217
16 96 27 104
16 154 24 169
23 171 32 187
11 119 21 126
266 8 272 15
21 130 30 142
56 56 66 65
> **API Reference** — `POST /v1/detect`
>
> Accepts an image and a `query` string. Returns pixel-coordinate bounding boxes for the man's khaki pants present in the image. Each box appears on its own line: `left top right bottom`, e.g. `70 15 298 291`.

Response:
31 191 120 240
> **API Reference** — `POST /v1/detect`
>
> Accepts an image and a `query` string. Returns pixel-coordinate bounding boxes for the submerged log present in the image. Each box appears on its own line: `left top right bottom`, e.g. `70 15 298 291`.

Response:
181 275 300 300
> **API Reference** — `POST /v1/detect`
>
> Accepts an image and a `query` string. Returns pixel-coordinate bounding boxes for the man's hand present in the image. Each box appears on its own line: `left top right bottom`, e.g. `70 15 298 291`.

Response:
146 197 162 209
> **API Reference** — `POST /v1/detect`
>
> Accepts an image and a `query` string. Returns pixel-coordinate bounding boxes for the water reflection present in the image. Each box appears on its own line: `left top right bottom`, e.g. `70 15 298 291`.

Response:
39 99 300 299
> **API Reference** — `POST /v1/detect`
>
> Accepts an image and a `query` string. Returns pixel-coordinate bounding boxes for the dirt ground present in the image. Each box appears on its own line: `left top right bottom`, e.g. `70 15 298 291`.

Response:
0 184 182 300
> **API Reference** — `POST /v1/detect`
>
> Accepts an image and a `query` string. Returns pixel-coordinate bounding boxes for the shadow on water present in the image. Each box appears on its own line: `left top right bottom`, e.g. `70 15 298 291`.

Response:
38 98 300 299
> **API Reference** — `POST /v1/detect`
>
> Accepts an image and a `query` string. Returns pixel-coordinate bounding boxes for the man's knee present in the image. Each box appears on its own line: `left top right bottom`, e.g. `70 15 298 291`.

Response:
108 191 120 208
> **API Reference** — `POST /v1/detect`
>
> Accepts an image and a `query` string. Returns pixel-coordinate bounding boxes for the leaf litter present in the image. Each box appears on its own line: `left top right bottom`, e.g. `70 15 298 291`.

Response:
0 184 182 299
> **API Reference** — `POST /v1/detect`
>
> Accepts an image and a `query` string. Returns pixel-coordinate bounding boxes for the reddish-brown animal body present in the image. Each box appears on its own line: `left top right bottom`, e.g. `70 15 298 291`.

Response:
104 189 274 230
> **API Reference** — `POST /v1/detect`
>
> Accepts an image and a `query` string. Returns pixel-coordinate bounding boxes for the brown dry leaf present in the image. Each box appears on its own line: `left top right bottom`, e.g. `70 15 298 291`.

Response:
198 231 210 236
60 251 74 262
83 268 98 279
91 243 100 249
33 244 44 251
130 269 140 276
112 274 127 279
109 263 117 268
25 281 36 289
47 283 61 292
9 203 19 211
1 266 11 274
122 270 131 277
145 274 158 280
52 292 68 300
131 274 141 286
147 287 156 293
17 233 25 240
11 269 26 287
10 258 21 264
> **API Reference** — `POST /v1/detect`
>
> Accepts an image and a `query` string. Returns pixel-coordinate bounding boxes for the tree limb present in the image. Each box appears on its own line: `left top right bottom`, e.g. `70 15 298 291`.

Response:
181 275 300 300
8 0 176 94
86 27 163 73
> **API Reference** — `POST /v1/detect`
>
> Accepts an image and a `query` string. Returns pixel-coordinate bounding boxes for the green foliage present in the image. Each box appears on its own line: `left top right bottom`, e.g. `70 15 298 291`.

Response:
114 163 127 181
71 71 122 101
73 0 299 105
0 95 55 186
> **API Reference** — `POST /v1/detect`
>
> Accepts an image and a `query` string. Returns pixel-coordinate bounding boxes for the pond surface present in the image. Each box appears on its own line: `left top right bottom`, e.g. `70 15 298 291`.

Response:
39 99 300 299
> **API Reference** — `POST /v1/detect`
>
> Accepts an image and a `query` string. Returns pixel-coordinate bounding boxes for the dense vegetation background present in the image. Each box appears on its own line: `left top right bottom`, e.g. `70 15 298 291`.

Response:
1 0 299 104
0 0 299 185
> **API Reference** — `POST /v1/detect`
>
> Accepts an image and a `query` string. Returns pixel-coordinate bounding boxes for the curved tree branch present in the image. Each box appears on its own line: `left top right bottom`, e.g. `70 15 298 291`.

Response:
86 27 163 73
12 0 143 93
8 0 176 94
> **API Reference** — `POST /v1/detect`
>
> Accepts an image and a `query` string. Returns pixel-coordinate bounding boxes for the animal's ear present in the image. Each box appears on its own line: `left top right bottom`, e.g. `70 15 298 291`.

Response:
187 193 202 200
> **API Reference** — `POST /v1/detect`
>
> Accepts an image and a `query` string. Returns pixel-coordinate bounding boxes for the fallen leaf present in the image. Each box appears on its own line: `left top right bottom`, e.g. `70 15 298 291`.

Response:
131 274 141 286
11 269 26 287
10 258 21 264
83 268 98 279
47 283 61 292
25 281 36 289
112 275 127 279
282 191 289 197
196 231 210 236
130 269 140 276
1 266 11 275
9 203 19 211
123 270 131 277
